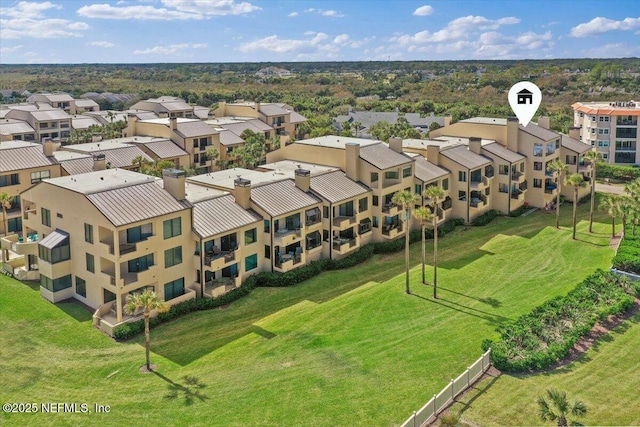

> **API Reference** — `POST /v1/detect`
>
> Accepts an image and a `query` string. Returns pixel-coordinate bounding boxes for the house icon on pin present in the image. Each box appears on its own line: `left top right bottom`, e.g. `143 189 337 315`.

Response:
517 88 533 105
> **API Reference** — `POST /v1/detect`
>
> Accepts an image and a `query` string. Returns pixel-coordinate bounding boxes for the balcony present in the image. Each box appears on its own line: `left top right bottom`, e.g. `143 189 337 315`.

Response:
381 222 403 238
616 118 638 126
1 234 38 256
441 198 453 211
273 228 302 246
511 170 525 183
204 249 237 270
470 196 487 209
511 190 524 200
333 215 356 229
204 277 240 298
544 183 558 194
381 203 400 216
23 205 37 220
274 253 302 273
332 236 358 253
578 163 592 174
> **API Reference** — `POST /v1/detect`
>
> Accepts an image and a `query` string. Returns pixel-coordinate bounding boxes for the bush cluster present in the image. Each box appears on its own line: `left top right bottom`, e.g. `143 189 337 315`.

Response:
596 163 640 183
612 225 640 274
471 210 499 226
113 218 465 340
483 270 636 372
508 203 531 218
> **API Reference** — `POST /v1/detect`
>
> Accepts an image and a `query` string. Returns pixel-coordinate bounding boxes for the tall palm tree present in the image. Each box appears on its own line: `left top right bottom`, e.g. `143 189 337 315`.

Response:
582 150 601 233
124 290 167 371
599 194 622 238
413 207 434 285
353 121 362 138
547 160 568 229
624 178 640 235
423 185 446 298
565 173 586 240
0 192 14 237
537 388 587 426
392 190 420 294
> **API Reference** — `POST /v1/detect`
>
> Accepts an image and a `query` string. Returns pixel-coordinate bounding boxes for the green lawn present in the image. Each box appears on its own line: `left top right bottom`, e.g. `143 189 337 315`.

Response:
0 200 626 427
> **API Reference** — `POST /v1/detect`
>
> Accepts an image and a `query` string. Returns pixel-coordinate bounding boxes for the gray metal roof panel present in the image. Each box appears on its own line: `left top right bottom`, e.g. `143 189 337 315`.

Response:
59 157 93 175
251 179 321 217
561 135 591 154
413 155 450 183
520 123 560 141
441 145 492 169
142 140 189 159
192 194 261 238
482 142 525 163
310 171 369 203
359 143 414 170
175 121 217 138
0 145 56 173
38 229 69 249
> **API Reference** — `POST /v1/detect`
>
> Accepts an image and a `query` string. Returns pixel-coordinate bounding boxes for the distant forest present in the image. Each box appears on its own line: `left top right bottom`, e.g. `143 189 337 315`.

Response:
1 58 639 134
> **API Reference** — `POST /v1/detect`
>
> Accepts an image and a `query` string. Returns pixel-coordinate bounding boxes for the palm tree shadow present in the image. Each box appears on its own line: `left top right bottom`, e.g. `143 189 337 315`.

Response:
153 372 209 406
437 286 502 308
411 293 511 325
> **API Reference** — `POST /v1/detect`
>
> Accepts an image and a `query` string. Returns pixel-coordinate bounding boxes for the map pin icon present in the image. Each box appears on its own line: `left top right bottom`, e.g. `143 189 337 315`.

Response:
508 81 542 127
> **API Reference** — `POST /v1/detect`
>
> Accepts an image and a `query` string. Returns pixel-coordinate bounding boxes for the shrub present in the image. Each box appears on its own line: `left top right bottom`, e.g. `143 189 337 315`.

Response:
471 210 499 226
596 162 640 183
509 203 531 217
487 269 635 372
612 225 640 274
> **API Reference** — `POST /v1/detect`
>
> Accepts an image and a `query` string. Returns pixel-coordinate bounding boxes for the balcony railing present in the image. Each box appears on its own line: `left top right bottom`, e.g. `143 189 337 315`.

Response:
511 171 523 180
333 215 356 228
616 119 638 126
382 222 403 236
470 196 487 208
204 249 236 267
442 199 453 211
332 237 357 251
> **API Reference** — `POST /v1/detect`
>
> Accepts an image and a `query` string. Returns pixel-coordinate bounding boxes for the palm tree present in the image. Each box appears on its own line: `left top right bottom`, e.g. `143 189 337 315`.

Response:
353 121 362 138
537 388 587 426
547 160 568 229
392 190 420 294
599 194 622 238
413 207 434 285
624 178 640 235
205 147 219 170
423 185 446 298
565 173 586 240
582 150 600 233
131 155 151 171
124 290 167 371
0 192 14 237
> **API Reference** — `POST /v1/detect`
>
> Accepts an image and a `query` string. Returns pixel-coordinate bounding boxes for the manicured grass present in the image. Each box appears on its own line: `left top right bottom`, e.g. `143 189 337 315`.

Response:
0 199 624 426
451 311 640 426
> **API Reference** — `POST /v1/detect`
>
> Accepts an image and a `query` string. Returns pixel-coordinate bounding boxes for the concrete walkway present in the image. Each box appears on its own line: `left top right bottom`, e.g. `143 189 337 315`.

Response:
595 182 627 195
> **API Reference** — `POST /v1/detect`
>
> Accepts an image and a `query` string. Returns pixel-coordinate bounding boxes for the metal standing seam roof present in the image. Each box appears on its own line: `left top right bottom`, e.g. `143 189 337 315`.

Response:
0 146 56 173
30 110 70 121
160 101 192 111
86 181 188 227
219 130 245 146
86 146 153 168
259 104 290 116
192 194 261 238
482 142 526 163
289 111 307 124
0 120 35 135
141 140 189 159
561 135 591 154
38 229 69 249
413 155 450 183
59 157 93 175
175 121 218 138
359 143 414 170
440 145 492 170
520 123 560 141
310 170 370 203
251 179 322 217
219 121 270 137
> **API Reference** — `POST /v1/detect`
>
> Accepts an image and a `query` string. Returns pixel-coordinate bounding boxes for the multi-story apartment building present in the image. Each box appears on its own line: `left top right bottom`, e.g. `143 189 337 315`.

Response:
5 105 71 142
572 101 640 165
212 101 307 140
26 92 77 114
0 141 60 237
0 118 36 142
16 169 196 336
130 96 195 118
410 153 452 226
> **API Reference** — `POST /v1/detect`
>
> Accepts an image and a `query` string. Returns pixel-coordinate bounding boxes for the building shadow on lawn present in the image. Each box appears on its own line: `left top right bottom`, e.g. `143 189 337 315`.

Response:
153 371 209 406
55 298 93 322
411 293 511 326
438 248 494 270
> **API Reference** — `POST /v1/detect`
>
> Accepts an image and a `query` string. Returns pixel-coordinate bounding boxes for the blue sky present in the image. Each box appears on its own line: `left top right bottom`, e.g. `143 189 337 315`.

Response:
0 0 639 63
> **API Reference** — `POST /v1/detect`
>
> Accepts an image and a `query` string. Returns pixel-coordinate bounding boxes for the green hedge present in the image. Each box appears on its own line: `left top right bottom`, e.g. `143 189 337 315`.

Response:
471 210 499 226
596 163 640 182
612 225 640 274
509 203 531 218
483 270 635 372
113 217 465 340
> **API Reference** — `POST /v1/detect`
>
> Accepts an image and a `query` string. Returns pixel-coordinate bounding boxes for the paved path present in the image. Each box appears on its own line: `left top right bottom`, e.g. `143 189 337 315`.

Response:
595 182 627 195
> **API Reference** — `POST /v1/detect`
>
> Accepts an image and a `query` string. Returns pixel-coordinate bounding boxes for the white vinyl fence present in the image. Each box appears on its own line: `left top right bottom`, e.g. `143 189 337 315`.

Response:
399 348 492 427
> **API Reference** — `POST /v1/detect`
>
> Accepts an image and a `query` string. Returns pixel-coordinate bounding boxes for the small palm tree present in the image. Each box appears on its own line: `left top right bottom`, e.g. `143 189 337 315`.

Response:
353 121 362 138
124 289 167 371
599 194 622 238
413 207 434 285
537 388 587 426
392 190 420 294
0 192 14 237
131 155 151 171
565 173 586 240
624 178 640 235
423 185 446 298
582 150 600 232
547 160 568 229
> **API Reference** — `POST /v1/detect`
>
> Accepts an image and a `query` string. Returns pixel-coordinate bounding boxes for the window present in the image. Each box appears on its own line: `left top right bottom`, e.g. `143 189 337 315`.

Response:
41 208 51 227
590 128 596 134
76 277 86 298
499 165 509 175
7 217 21 233
306 230 322 250
533 178 542 188
602 153 609 160
323 206 329 219
84 223 93 244
546 141 556 155
30 170 51 184
128 254 154 272
358 197 368 213
264 219 270 233
0 173 20 187
442 178 449 191
415 184 422 195
163 217 181 239
371 172 378 183
591 116 596 122
323 229 329 241
40 274 72 292
164 278 185 301
372 216 379 228
458 171 466 182
615 152 635 164
598 140 609 147
127 224 152 243
56 213 63 219
265 245 271 259
359 218 372 234
372 195 379 206
38 239 70 264
86 253 95 273
385 170 399 180
402 166 412 178
245 228 257 245
533 143 543 156
245 254 258 272
598 128 609 135
164 246 182 268
458 191 466 201
534 162 543 171
499 183 508 193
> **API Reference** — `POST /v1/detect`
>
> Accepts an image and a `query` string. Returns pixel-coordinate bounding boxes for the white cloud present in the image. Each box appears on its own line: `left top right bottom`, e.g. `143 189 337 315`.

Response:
239 33 339 58
580 42 640 58
0 1 61 19
413 5 433 17
334 34 350 45
0 45 23 54
0 18 88 39
570 17 640 37
134 43 208 55
288 11 298 17
90 41 115 48
302 7 344 18
160 0 261 16
77 4 201 20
